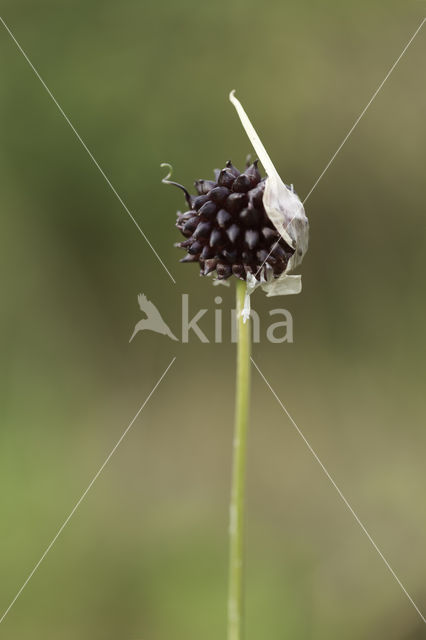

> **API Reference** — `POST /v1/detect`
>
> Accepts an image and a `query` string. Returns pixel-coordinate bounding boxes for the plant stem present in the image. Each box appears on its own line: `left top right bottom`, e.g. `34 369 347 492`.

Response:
228 279 251 640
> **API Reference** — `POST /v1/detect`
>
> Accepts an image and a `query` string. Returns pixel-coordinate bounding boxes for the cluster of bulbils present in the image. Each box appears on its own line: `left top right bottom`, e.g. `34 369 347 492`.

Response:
173 159 294 282
163 91 308 317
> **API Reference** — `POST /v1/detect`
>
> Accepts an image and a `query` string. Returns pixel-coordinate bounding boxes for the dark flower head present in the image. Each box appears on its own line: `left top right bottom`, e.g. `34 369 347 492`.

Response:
167 159 295 283
162 92 309 320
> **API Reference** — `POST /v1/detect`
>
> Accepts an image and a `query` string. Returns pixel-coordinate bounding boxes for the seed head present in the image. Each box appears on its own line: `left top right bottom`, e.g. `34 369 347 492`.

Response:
167 159 295 282
162 92 309 319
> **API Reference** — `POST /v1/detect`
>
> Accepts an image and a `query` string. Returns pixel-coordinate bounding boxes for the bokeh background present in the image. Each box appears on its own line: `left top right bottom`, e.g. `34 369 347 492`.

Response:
0 1 425 638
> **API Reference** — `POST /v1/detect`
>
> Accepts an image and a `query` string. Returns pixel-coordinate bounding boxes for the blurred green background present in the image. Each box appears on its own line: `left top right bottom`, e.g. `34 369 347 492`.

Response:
0 1 425 638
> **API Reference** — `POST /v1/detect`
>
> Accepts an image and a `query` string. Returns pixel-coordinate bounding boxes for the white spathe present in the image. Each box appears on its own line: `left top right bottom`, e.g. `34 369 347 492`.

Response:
228 91 309 321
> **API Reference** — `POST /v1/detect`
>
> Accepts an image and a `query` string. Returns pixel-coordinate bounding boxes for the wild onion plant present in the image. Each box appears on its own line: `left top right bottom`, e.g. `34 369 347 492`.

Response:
163 92 309 640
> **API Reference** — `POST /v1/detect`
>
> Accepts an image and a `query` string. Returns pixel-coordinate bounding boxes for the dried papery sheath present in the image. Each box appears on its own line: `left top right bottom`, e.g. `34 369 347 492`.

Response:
229 91 309 315
162 93 308 320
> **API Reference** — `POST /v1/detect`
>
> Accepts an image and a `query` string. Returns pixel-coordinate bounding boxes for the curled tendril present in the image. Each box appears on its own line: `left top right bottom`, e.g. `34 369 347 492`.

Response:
160 163 192 207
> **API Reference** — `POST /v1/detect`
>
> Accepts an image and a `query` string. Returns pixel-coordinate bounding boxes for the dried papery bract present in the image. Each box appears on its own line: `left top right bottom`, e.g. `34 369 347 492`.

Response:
229 91 309 315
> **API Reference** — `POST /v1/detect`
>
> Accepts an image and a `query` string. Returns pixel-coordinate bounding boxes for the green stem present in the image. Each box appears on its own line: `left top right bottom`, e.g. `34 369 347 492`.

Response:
228 279 251 640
